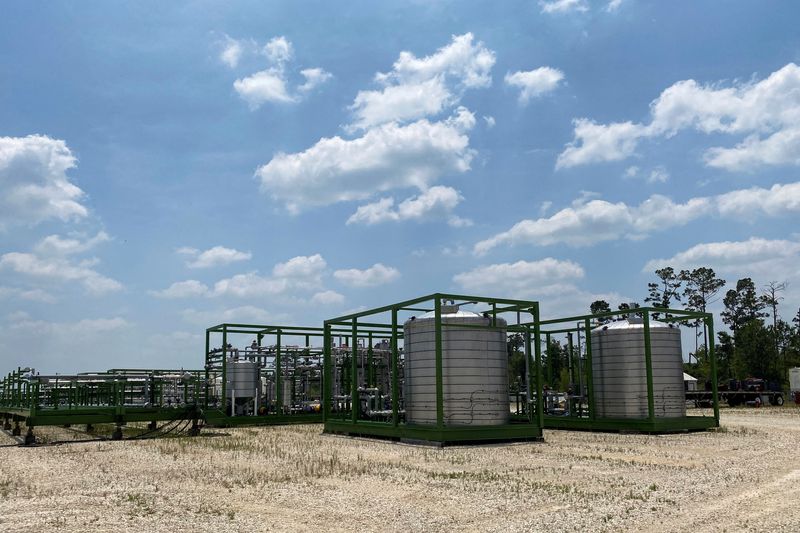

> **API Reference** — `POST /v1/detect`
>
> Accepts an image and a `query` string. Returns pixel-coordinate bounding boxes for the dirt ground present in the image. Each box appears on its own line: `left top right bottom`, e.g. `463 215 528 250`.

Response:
1 407 798 532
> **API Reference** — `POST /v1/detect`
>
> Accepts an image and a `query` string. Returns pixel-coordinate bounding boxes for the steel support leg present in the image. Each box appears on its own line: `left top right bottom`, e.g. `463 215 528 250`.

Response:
111 424 123 440
12 421 21 436
24 427 35 446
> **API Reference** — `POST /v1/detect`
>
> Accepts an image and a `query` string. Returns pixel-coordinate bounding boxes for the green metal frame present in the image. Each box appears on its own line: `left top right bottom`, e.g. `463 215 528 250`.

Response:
536 307 719 433
204 323 366 427
322 293 543 445
0 367 202 440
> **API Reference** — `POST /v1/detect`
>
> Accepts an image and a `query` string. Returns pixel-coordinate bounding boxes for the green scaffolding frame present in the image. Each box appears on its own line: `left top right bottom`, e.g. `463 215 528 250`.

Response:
322 293 544 445
537 307 719 433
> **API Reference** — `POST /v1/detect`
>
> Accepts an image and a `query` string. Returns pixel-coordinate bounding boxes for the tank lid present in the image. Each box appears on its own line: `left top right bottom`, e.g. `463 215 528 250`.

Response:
414 308 484 320
592 318 673 332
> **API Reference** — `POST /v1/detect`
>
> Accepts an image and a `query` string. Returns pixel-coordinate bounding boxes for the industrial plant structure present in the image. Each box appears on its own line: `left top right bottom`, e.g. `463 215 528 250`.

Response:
1 293 721 445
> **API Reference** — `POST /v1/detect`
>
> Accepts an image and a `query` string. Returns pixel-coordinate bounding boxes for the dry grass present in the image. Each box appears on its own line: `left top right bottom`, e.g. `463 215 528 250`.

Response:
1 407 799 532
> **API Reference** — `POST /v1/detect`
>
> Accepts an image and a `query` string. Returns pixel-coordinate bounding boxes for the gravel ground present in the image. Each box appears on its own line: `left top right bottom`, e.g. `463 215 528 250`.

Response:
1 407 798 532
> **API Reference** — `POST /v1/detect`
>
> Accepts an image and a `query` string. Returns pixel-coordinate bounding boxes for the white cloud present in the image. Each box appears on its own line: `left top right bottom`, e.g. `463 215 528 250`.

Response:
272 253 326 283
606 0 624 12
348 78 453 132
557 63 800 171
0 286 56 303
453 258 585 299
557 119 646 169
232 36 330 109
256 108 476 213
298 68 333 93
263 36 293 64
234 69 296 108
715 181 800 218
212 272 289 298
311 290 345 305
539 0 589 14
504 67 564 105
648 167 670 184
181 305 279 326
334 263 400 288
0 135 89 230
0 252 122 294
182 246 252 269
9 315 130 335
219 35 246 68
483 115 496 128
347 33 495 131
34 231 111 256
149 280 209 299
475 180 800 254
624 165 639 178
213 254 326 298
346 186 469 226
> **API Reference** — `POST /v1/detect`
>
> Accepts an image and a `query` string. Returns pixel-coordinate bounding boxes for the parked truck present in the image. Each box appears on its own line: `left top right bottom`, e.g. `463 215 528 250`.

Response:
687 378 784 407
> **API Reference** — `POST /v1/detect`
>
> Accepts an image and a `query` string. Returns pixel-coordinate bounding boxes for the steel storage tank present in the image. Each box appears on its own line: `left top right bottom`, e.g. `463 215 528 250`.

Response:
226 359 259 399
590 318 685 418
403 304 509 426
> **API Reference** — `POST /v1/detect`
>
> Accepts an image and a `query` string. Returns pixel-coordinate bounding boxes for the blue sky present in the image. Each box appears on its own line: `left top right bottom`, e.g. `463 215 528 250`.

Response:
2 1 800 372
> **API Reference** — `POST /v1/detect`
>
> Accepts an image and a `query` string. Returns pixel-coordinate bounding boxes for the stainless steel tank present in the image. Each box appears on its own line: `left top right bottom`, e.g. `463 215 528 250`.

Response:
590 318 685 418
226 359 259 399
403 304 509 426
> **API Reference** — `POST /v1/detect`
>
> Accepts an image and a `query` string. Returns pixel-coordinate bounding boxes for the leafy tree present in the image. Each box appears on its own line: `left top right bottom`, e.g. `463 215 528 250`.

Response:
645 267 682 319
721 278 766 334
680 267 726 352
733 320 778 381
507 333 526 388
715 331 735 382
590 300 612 324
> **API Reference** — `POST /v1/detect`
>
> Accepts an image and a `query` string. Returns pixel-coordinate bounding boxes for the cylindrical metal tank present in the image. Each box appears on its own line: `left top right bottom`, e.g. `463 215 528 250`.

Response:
590 318 685 418
403 305 509 426
226 359 259 399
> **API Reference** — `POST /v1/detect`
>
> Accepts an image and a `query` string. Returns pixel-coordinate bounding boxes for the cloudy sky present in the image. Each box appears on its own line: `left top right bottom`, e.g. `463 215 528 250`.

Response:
2 1 799 372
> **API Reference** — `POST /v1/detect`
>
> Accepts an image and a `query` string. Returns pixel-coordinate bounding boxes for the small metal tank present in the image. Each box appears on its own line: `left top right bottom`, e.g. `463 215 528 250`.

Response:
590 318 685 418
403 304 509 426
226 359 259 399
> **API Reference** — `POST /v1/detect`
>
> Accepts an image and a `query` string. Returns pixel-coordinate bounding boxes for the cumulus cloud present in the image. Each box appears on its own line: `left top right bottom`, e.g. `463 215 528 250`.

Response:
298 68 333 93
232 36 331 109
0 135 89 230
181 305 279 326
606 0 624 11
504 67 564 105
347 33 495 131
333 263 400 288
0 286 56 303
149 280 210 299
151 254 329 300
8 315 130 334
219 34 249 68
234 70 296 107
539 0 589 14
557 63 800 171
0 252 122 294
453 258 585 299
346 186 470 227
257 108 476 213
474 180 800 254
180 246 252 269
311 290 345 305
213 254 327 298
34 231 111 256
